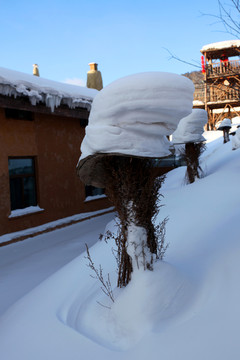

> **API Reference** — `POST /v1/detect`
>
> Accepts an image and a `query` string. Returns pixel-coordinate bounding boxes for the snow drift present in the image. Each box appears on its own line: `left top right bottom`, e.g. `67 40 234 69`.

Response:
1 133 240 360
232 127 240 150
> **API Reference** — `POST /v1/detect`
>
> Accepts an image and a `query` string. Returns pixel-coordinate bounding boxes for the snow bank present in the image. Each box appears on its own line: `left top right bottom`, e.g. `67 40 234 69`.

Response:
2 136 240 359
0 66 98 112
0 207 114 245
232 127 240 150
61 237 194 351
202 130 222 143
231 116 240 126
231 116 240 132
172 109 208 144
80 72 194 160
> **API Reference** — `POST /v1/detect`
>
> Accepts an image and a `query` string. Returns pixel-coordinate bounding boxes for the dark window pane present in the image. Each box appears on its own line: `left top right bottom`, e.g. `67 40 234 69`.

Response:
23 177 37 207
85 185 105 198
8 157 37 211
5 108 33 121
10 178 23 210
8 158 34 176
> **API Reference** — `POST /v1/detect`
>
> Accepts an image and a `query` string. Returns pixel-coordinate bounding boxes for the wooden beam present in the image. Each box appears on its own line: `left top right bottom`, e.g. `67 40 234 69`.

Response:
0 94 90 119
207 100 240 110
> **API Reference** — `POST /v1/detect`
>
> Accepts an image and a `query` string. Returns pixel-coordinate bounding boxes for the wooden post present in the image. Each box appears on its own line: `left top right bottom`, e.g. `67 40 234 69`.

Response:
203 53 209 129
223 128 230 143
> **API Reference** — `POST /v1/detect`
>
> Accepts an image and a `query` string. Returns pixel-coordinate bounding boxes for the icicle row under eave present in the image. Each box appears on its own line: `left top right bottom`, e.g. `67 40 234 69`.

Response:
0 83 93 112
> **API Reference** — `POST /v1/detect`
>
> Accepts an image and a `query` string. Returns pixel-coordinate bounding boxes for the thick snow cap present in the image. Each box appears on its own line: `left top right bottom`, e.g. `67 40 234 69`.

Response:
0 66 97 112
218 118 232 130
201 40 240 52
80 72 194 160
77 72 194 187
172 109 208 144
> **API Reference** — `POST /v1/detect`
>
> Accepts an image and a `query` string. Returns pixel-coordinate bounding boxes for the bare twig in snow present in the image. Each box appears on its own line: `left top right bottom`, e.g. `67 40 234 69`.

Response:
85 244 114 303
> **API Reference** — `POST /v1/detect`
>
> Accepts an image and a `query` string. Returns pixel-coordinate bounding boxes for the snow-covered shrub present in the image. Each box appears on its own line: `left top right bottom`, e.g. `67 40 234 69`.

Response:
172 109 207 184
217 118 232 143
172 109 207 144
77 72 194 286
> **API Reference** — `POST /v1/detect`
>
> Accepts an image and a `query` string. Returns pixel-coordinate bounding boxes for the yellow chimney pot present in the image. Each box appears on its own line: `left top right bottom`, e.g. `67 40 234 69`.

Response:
87 62 103 90
33 64 40 77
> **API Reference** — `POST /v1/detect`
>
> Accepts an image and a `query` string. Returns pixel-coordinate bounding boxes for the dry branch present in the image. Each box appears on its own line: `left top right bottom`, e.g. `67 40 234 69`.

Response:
85 243 115 303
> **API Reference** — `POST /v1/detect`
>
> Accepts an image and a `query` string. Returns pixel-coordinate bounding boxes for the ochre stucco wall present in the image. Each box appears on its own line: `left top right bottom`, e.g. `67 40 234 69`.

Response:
0 108 110 236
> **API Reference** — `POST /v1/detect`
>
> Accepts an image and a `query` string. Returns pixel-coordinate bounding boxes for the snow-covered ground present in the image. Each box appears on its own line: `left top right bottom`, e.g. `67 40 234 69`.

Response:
1 131 240 359
0 212 115 316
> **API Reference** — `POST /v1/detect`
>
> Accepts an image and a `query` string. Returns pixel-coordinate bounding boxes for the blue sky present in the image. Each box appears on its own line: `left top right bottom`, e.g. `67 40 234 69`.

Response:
0 0 237 87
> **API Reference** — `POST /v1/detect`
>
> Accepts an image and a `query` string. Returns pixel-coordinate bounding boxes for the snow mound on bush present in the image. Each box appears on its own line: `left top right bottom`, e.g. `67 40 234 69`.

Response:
80 72 194 159
218 118 232 130
172 109 208 144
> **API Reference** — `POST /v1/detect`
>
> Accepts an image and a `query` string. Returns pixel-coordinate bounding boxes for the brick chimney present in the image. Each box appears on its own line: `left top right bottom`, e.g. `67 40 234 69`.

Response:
87 62 103 90
33 64 40 77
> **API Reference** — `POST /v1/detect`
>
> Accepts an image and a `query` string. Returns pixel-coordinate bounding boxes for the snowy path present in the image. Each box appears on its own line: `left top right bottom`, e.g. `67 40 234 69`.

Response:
0 212 115 316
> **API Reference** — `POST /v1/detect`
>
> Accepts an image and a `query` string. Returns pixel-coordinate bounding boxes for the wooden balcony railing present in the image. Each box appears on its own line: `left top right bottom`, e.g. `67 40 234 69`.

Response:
194 85 240 103
194 87 205 102
206 59 240 78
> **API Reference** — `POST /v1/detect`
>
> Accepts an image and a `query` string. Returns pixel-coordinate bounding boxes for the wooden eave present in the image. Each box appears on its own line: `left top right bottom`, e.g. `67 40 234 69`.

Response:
201 47 240 60
205 72 240 82
0 93 90 120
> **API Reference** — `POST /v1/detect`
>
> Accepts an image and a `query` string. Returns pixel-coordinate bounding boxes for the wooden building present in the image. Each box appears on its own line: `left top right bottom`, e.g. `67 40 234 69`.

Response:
0 67 110 237
193 40 240 129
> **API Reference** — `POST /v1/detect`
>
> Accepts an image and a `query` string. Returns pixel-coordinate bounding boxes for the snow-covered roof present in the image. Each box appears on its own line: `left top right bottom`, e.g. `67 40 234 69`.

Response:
201 40 240 52
193 100 204 106
0 66 98 112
